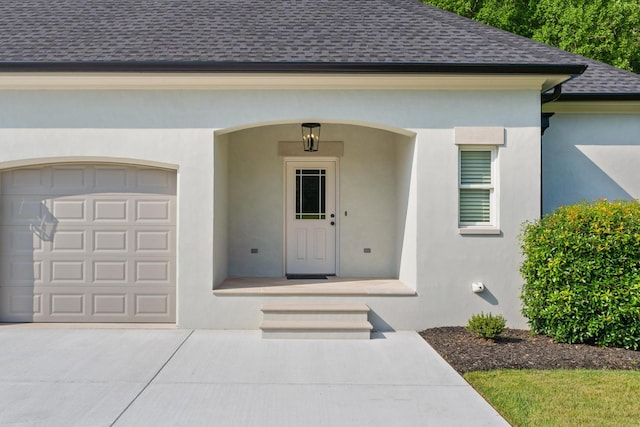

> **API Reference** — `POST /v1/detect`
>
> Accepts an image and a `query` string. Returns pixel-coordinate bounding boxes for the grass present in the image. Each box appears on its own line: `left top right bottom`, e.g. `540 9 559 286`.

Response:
464 370 640 427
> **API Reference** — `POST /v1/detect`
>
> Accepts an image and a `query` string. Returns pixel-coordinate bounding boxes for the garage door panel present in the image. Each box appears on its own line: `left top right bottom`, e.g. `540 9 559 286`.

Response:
94 167 130 190
14 292 44 316
135 230 173 253
135 168 176 194
52 199 86 222
135 200 170 223
93 199 129 222
51 230 86 252
14 260 44 284
0 287 43 319
0 164 176 323
3 255 172 288
0 257 43 285
1 195 176 227
50 293 85 315
0 285 175 322
93 261 129 283
93 294 127 315
93 229 128 252
134 197 176 224
50 260 86 283
4 225 175 253
134 256 174 283
1 195 49 226
2 166 176 194
0 226 44 254
1 167 47 194
135 293 170 314
51 166 90 191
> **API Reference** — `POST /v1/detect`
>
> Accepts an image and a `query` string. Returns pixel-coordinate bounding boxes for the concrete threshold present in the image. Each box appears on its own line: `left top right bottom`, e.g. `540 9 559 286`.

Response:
214 277 416 296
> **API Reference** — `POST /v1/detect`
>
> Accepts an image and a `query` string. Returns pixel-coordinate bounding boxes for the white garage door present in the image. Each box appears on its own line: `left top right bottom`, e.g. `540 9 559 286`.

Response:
0 164 176 323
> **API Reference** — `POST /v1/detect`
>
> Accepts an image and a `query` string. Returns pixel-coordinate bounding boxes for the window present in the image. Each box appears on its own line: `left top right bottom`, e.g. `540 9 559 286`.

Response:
454 127 503 234
459 147 498 231
295 168 326 220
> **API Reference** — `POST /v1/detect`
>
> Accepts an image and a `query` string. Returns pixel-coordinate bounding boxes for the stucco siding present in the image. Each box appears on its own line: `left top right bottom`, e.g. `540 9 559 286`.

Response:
0 88 542 329
543 113 640 213
337 126 401 277
0 89 539 130
213 132 229 287
414 125 539 328
227 127 284 277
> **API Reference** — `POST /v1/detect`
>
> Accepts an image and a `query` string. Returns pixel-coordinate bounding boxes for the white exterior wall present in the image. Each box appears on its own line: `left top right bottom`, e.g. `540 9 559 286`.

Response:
333 126 409 277
415 127 539 328
226 126 284 277
213 132 229 286
0 88 541 329
543 112 640 213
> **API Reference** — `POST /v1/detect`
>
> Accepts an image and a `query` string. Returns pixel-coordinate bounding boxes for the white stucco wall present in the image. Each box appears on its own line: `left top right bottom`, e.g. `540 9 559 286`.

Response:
542 112 640 213
213 132 229 286
414 126 540 328
336 126 409 277
396 134 418 288
0 88 542 329
226 126 284 277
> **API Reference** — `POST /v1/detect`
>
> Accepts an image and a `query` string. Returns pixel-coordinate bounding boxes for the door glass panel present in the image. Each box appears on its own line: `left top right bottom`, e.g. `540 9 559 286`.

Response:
295 169 326 219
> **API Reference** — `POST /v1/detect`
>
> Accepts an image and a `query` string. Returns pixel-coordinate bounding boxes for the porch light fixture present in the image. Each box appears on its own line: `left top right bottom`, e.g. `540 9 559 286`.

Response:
301 123 321 152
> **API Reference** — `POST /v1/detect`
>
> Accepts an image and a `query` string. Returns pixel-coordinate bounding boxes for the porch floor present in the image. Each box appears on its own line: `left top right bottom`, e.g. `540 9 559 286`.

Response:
213 277 416 296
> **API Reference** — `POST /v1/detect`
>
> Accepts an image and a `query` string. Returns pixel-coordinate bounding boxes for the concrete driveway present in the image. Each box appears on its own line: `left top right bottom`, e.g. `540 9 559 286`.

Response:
0 326 507 426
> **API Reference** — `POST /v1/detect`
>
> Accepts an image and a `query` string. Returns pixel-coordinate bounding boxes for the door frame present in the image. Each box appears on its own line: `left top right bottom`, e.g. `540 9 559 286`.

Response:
283 157 340 276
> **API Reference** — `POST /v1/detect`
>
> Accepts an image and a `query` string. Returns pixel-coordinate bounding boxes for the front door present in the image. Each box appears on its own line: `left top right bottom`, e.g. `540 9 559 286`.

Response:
286 160 336 275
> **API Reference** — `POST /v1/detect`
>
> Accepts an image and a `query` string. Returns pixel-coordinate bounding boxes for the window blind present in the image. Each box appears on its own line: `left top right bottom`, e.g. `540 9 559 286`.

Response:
460 150 491 185
460 189 491 222
460 150 492 224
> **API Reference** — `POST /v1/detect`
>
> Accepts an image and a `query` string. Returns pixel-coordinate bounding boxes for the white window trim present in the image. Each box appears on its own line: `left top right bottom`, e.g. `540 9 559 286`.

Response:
458 145 500 234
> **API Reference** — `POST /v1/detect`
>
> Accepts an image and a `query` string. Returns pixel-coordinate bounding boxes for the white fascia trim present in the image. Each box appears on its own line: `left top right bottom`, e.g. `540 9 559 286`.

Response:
0 72 567 91
543 101 640 114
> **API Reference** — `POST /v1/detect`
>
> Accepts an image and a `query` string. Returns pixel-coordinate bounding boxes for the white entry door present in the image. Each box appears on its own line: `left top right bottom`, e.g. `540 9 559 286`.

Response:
286 161 336 275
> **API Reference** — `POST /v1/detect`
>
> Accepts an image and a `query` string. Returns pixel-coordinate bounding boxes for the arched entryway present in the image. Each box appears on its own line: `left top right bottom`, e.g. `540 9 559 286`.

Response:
213 120 416 287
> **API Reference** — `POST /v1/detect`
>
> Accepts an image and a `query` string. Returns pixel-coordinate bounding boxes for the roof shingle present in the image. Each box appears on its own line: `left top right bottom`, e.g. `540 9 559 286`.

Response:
1 0 638 97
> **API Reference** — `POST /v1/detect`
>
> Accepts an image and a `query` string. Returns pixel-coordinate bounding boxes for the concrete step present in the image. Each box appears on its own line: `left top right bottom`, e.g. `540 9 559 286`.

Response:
261 303 370 323
260 303 372 339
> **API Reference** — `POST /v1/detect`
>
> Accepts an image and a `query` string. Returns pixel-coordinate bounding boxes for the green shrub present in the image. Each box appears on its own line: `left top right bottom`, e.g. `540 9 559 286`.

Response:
520 199 640 349
467 312 507 340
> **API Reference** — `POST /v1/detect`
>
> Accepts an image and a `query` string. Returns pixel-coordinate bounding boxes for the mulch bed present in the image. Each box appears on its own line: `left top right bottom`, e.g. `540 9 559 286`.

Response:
419 327 640 375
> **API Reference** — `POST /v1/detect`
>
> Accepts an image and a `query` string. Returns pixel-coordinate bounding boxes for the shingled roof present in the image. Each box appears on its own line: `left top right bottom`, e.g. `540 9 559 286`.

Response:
1 0 639 99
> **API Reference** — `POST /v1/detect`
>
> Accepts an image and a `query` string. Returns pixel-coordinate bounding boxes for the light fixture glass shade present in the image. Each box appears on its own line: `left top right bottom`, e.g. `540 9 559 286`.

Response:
301 123 321 152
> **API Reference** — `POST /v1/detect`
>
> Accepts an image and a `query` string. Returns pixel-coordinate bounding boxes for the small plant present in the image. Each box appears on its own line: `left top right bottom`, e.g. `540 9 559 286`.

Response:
467 312 506 340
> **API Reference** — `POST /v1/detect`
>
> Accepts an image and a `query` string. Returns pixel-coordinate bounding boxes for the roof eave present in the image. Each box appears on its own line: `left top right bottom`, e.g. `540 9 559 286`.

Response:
558 93 640 102
0 61 587 76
